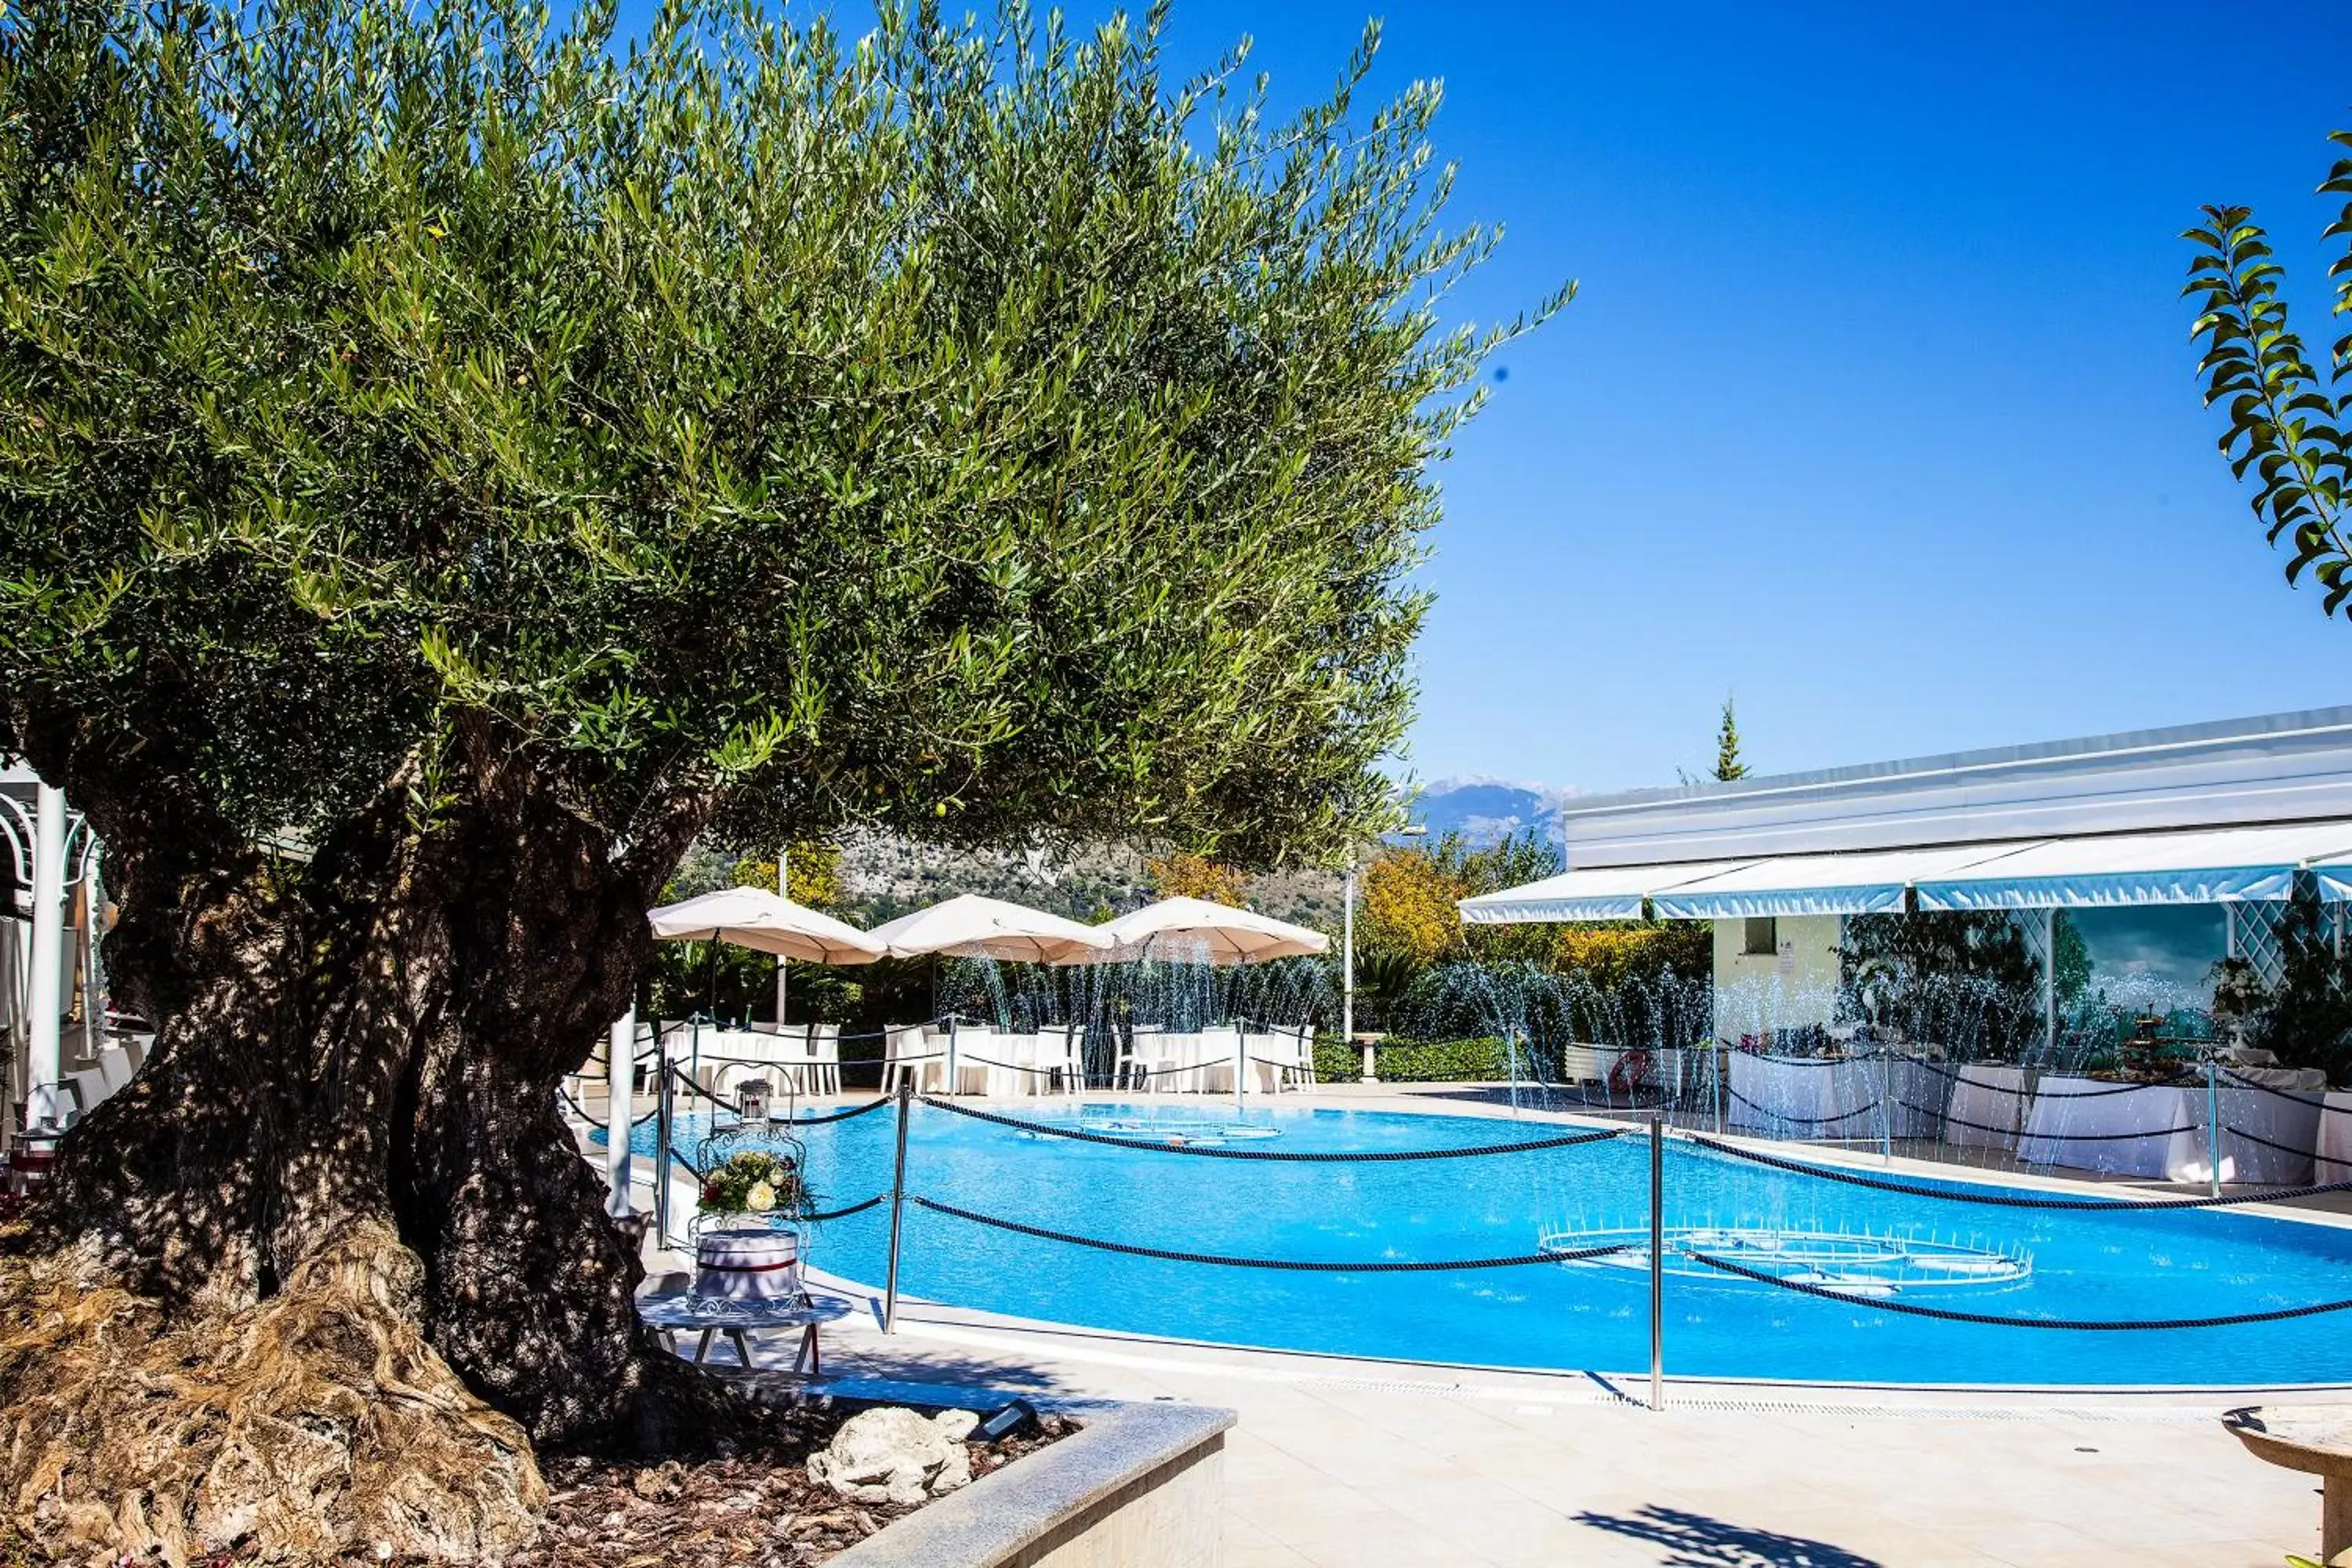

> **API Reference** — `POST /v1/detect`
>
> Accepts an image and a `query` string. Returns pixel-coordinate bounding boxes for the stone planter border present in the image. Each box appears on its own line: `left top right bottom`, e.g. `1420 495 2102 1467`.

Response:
746 1374 1232 1568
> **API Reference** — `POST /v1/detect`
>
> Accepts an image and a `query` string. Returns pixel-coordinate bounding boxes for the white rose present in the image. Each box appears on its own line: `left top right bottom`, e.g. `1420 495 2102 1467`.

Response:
745 1181 776 1212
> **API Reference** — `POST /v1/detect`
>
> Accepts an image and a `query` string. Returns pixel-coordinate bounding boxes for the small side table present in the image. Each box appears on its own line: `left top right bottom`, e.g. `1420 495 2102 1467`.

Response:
2224 1406 2352 1563
637 1291 854 1376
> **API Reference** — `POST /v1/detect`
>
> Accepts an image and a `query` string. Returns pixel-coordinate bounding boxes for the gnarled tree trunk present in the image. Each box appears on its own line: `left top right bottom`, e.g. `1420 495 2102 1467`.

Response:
0 729 702 1563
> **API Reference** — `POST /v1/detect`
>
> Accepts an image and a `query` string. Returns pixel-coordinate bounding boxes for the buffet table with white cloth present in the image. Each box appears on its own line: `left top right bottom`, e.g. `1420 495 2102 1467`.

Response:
2016 1076 2322 1184
1725 1052 1944 1140
2316 1091 2352 1183
1940 1063 2032 1151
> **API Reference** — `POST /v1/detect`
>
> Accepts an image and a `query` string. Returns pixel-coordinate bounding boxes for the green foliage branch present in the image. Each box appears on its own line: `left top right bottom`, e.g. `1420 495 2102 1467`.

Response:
2183 125 2352 613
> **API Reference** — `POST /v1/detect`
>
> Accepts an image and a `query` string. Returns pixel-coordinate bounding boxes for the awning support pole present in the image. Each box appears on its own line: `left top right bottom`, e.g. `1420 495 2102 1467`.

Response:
606 1008 637 1218
25 784 64 1131
2206 1056 2223 1198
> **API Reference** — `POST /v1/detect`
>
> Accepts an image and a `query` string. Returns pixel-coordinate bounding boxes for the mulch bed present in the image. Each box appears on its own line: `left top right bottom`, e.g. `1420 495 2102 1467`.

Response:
495 1407 1080 1568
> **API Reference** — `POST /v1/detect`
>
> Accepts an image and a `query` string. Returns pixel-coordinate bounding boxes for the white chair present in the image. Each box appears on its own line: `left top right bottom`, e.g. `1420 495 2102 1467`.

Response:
1558 1044 1606 1093
95 1047 132 1097
762 1024 813 1095
1196 1026 1243 1095
808 1022 842 1095
1115 1024 1166 1091
1040 1023 1084 1095
881 1023 945 1095
1252 1024 1312 1094
946 1022 996 1096
62 1067 109 1122
1287 1023 1319 1090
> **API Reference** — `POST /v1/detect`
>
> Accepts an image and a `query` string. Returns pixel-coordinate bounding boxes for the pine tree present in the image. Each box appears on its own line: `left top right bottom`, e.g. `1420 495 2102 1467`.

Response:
1714 697 1749 781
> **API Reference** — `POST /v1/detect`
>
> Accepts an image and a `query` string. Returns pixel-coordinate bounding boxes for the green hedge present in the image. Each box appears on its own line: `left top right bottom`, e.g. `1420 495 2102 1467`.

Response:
1309 1036 1514 1083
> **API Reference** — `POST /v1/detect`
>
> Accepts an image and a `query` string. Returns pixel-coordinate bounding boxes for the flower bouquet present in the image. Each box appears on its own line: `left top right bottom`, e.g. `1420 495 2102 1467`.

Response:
699 1149 808 1218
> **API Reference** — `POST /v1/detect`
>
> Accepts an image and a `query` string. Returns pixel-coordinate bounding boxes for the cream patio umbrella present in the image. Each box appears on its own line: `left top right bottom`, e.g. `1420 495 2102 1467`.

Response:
1062 898 1330 1105
1080 896 1330 966
866 892 1115 964
866 895 1113 1094
647 885 887 965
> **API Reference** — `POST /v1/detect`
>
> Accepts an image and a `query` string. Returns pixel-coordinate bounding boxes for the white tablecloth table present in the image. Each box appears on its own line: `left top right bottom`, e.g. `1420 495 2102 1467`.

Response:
2317 1092 2352 1183
1942 1064 2031 1151
2017 1080 2197 1179
2211 1069 2325 1184
1726 1054 1942 1141
2017 1079 2321 1184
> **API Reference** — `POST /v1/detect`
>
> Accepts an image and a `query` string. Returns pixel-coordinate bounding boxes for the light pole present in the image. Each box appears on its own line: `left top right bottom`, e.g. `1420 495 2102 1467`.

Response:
786 846 804 1029
1345 822 1425 1084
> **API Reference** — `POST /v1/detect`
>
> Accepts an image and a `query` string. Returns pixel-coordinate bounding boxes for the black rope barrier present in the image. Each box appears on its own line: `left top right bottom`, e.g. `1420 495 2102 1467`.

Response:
1896 1101 2020 1140
2219 1120 2329 1161
1116 1059 1219 1080
2219 1067 2333 1109
953 1053 1081 1076
800 1193 890 1223
565 1086 662 1131
2010 1075 2187 1102
912 1196 1631 1272
920 1096 1624 1161
2002 1120 2205 1142
666 1067 734 1112
1684 1250 2352 1330
1684 1131 2352 1210
764 1097 898 1127
1722 1087 1881 1127
1889 1101 2202 1142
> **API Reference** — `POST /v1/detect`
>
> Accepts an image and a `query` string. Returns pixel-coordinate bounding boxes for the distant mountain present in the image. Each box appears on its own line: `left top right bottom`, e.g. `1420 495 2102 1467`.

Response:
1406 778 1576 847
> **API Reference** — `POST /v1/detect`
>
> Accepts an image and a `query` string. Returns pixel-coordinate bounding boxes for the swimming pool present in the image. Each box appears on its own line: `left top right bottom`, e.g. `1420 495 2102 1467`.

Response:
602 1102 2352 1386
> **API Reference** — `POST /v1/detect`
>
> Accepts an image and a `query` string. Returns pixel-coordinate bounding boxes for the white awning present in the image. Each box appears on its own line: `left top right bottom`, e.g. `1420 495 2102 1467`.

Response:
1458 860 1758 924
1647 843 2050 920
1914 822 2352 911
2311 855 2352 904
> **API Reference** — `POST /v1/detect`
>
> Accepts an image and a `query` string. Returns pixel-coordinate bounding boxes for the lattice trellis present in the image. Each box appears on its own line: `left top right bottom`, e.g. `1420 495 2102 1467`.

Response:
2230 898 2293 989
2015 908 2052 977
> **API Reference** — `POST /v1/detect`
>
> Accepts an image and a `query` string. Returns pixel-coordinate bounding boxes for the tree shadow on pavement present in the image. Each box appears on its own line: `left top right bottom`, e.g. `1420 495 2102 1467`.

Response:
1573 1504 1886 1567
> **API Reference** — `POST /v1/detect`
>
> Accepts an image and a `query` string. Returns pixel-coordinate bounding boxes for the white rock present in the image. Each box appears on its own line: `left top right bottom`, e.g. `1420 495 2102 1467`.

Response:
806 1406 978 1507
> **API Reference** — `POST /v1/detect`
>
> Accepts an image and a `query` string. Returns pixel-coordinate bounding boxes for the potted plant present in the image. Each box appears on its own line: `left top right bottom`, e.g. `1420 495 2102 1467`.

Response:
699 1149 810 1220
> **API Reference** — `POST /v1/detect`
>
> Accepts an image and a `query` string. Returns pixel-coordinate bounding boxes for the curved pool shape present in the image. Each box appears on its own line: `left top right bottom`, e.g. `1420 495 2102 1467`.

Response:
612 1102 2352 1385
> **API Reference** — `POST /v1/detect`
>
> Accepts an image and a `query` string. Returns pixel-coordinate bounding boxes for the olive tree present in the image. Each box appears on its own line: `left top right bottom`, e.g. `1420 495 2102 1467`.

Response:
0 0 1555 1554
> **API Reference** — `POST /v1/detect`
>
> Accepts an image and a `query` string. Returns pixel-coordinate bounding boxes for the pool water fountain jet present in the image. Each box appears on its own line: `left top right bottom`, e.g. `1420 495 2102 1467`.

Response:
1537 1221 2035 1298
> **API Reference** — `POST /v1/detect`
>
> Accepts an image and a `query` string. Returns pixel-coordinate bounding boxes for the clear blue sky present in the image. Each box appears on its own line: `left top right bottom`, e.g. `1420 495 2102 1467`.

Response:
655 2 2349 794
1125 1 2350 793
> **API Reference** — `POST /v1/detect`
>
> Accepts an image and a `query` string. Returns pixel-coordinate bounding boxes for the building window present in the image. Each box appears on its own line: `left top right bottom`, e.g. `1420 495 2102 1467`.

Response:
1742 916 1778 957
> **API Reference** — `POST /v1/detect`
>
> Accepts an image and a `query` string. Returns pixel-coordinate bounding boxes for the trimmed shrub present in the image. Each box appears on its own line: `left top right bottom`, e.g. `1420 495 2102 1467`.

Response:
1309 1036 1514 1083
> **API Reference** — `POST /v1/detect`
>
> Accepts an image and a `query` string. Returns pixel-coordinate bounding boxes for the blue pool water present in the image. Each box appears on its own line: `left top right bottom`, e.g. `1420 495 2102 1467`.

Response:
601 1102 2352 1385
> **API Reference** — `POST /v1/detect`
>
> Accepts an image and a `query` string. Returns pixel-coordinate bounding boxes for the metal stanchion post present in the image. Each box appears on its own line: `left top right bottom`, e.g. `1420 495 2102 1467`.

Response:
1711 1042 1724 1136
1649 1115 1664 1412
1235 1029 1247 1114
884 1080 913 1334
946 1017 960 1098
655 1031 674 1247
2206 1055 2223 1198
1508 1029 1520 1115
